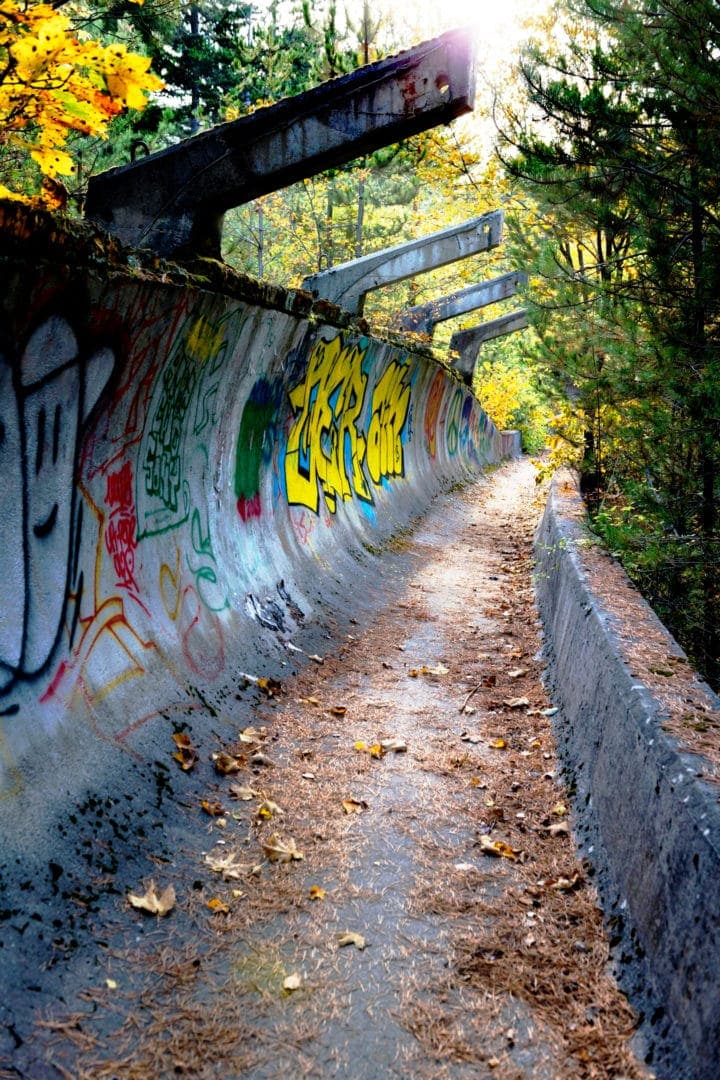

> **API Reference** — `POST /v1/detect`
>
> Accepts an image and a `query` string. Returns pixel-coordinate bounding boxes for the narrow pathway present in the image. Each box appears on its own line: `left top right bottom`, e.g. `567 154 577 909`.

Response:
36 460 650 1079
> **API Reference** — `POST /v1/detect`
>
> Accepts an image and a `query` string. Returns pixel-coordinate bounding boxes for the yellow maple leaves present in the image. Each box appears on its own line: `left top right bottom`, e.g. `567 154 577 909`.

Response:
0 0 163 199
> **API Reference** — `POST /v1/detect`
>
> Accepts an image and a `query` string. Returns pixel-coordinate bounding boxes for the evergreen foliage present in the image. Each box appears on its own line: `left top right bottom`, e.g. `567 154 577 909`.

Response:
500 0 720 686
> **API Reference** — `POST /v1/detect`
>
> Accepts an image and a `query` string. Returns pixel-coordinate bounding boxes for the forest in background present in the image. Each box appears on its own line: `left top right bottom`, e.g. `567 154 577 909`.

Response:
1 0 718 691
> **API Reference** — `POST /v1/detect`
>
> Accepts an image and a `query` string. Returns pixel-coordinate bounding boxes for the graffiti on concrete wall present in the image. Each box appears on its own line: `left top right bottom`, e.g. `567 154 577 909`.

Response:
0 315 115 695
234 377 281 522
137 312 230 613
284 335 411 515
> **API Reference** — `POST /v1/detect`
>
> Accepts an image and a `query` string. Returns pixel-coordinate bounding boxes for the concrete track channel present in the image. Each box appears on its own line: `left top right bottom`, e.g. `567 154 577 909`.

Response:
6 460 648 1079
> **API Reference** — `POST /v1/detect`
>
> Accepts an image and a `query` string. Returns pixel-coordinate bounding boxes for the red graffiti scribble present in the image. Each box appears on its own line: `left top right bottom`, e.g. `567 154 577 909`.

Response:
180 585 225 680
237 493 262 521
424 370 445 459
105 461 140 594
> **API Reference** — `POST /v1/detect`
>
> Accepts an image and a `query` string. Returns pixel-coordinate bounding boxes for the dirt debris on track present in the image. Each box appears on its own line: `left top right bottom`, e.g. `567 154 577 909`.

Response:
30 458 652 1079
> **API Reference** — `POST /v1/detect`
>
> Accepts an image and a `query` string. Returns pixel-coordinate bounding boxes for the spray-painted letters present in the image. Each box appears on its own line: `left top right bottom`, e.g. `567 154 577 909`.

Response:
284 336 411 514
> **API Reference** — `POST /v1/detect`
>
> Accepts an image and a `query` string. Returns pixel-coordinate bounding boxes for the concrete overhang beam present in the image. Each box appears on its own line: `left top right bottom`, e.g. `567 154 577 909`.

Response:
394 270 528 336
85 29 477 260
301 211 503 316
449 308 529 383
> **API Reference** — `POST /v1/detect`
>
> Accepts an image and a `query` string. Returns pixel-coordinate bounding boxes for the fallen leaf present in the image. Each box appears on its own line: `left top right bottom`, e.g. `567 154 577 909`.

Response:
547 871 582 891
380 738 407 753
213 751 244 775
228 784 258 801
257 677 282 698
508 668 528 679
426 663 449 676
172 733 198 771
489 738 507 750
547 821 570 837
542 706 559 716
283 973 302 991
105 978 118 990
206 897 230 914
504 697 530 709
551 802 567 816
309 885 326 900
342 797 368 814
127 881 176 916
305 696 321 706
201 799 225 817
408 668 419 678
251 751 274 767
308 653 324 664
461 732 482 744
330 705 347 716
261 834 304 863
256 800 283 820
241 726 266 739
302 772 316 780
354 740 386 759
336 931 366 949
205 851 251 880
478 835 518 860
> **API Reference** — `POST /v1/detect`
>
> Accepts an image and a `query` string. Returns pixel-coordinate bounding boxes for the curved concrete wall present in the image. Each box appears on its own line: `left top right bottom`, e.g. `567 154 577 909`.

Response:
535 471 720 1080
0 204 516 815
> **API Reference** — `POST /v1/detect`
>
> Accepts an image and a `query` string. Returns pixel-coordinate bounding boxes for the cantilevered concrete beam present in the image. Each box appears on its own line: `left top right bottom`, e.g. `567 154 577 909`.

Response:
85 29 476 259
301 211 503 316
393 270 528 336
449 309 529 383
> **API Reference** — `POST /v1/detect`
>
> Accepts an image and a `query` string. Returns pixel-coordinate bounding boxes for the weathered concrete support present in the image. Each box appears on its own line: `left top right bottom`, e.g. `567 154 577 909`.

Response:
301 211 503 315
449 308 528 383
85 30 476 259
393 270 528 336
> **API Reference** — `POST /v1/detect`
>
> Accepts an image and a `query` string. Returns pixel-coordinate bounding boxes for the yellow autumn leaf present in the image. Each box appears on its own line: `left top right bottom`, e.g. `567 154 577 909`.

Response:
309 885 326 900
29 144 74 178
283 973 302 991
489 738 507 750
102 46 163 110
478 835 518 860
342 797 368 814
0 1 163 199
206 897 230 914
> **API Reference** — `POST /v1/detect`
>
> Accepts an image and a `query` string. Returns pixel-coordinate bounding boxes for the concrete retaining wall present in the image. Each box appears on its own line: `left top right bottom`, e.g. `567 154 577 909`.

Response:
0 202 516 820
535 471 720 1080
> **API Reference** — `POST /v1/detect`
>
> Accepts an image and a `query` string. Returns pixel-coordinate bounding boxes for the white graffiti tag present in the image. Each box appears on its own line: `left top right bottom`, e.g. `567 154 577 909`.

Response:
0 315 114 692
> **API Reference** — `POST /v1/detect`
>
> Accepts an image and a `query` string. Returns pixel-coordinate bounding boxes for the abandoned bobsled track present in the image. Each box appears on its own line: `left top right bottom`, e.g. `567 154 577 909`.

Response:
3 460 651 1080
2 22 720 1075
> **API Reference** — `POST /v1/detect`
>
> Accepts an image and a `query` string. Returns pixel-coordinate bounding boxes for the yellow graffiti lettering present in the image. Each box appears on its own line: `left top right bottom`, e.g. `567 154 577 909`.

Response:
285 337 371 513
366 360 411 486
